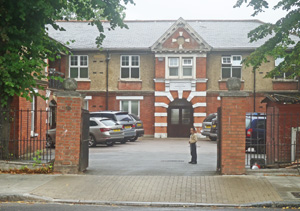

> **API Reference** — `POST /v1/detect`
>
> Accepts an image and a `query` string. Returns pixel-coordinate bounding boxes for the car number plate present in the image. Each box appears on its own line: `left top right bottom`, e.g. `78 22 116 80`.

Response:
206 125 211 128
125 126 131 129
137 123 142 127
114 129 120 132
212 125 216 128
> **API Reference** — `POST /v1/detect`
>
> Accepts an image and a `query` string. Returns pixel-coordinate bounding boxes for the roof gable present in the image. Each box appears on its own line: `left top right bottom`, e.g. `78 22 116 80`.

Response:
151 18 211 53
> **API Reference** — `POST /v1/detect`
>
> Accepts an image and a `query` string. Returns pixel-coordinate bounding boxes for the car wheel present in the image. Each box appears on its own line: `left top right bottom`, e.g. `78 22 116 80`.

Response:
209 136 217 141
129 136 138 142
121 138 127 144
106 141 114 147
89 134 97 147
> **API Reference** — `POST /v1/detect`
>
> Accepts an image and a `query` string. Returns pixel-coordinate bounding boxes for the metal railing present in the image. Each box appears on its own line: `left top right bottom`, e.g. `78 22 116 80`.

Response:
0 109 54 163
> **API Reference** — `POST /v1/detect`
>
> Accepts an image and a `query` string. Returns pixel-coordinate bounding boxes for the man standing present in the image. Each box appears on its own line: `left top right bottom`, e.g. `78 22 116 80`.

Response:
189 127 197 164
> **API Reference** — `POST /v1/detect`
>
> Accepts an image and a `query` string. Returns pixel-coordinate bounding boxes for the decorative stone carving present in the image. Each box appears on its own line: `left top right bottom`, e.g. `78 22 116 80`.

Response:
63 78 78 91
226 77 241 91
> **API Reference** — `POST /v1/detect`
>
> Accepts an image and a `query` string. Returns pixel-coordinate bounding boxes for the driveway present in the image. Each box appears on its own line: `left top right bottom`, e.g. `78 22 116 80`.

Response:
87 138 217 176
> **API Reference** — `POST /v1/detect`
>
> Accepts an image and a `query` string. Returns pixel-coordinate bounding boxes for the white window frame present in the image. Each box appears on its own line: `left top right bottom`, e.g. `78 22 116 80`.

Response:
120 100 140 116
167 56 195 79
30 89 39 137
221 55 242 79
69 55 89 79
120 55 140 79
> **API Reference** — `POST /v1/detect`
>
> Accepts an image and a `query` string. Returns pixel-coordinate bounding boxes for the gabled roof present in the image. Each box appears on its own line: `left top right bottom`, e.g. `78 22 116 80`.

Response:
151 17 211 53
46 18 299 51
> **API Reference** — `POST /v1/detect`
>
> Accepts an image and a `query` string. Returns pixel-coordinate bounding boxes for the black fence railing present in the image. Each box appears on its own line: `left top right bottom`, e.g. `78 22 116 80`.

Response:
48 69 65 90
246 112 300 169
0 109 54 163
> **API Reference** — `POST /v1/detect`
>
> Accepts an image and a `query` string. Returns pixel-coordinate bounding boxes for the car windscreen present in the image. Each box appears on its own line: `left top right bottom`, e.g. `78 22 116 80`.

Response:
116 114 132 121
101 119 116 126
130 114 140 121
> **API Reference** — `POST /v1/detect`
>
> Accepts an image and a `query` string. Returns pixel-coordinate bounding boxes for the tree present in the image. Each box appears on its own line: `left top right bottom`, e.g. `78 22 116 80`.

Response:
0 0 134 108
234 0 300 79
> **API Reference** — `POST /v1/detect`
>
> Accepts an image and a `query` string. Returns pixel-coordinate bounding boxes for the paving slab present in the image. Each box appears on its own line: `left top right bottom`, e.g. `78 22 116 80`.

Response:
29 175 282 205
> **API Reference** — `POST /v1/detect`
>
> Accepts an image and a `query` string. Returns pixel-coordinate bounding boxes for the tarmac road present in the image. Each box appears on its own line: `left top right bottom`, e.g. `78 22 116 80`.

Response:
87 138 218 176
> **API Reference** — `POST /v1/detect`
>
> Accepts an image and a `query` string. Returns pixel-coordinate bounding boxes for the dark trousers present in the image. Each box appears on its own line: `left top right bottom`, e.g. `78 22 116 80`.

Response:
190 143 197 163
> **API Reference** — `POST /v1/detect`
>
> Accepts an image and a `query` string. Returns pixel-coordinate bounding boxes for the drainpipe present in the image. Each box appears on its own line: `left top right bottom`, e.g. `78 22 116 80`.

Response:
105 50 110 110
253 70 256 112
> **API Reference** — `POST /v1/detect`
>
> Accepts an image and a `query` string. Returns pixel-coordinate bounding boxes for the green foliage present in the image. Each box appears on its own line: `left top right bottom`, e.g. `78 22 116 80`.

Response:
0 0 134 107
234 0 300 78
32 150 42 167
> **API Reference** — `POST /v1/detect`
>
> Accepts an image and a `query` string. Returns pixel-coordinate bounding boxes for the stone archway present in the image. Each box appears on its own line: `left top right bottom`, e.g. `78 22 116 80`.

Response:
167 98 193 137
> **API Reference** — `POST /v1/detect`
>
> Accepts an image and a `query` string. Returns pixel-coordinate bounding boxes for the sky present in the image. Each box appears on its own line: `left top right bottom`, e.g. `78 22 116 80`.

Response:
124 0 287 23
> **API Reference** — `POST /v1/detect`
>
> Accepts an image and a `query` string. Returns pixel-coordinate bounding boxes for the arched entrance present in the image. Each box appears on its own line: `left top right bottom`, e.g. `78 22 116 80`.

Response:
167 99 194 137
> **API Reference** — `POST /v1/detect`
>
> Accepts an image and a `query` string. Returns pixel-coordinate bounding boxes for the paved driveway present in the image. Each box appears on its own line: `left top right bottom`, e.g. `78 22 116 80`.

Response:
87 138 217 176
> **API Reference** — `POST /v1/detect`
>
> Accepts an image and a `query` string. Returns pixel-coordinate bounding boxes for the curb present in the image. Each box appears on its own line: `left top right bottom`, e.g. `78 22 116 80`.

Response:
1 194 300 208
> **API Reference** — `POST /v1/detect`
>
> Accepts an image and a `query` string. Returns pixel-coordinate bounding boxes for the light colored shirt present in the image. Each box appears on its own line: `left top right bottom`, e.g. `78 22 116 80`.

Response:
189 133 198 144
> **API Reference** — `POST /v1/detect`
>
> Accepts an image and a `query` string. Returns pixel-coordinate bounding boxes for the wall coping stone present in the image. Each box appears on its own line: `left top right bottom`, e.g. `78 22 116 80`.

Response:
220 91 249 97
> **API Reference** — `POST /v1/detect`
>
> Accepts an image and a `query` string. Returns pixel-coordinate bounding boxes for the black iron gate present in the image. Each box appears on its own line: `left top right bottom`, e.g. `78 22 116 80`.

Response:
245 112 300 169
79 109 90 172
0 109 53 162
216 107 222 172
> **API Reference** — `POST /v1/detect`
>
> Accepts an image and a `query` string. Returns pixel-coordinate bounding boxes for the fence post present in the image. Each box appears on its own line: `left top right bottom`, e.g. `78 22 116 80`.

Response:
54 78 84 174
220 78 249 175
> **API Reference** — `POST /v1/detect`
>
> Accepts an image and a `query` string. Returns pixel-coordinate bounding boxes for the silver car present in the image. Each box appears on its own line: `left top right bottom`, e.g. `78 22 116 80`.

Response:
128 113 144 142
89 117 124 147
201 113 217 140
46 117 124 148
90 111 136 144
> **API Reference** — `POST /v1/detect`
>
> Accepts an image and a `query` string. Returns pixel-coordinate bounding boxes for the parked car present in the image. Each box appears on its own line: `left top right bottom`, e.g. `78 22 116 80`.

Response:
46 128 56 148
201 113 217 140
208 117 218 141
208 112 266 153
90 111 136 144
46 117 124 147
128 113 144 142
245 113 266 153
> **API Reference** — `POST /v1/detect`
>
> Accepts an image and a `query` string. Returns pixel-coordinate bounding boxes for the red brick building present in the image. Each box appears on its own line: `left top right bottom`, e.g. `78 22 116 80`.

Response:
45 18 299 138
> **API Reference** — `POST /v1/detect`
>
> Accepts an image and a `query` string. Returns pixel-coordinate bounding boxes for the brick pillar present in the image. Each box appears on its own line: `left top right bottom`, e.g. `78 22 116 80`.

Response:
220 78 249 175
54 79 83 174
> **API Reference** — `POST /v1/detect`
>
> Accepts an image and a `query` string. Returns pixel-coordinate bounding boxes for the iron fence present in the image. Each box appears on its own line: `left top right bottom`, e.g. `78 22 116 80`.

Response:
0 109 54 163
246 112 300 169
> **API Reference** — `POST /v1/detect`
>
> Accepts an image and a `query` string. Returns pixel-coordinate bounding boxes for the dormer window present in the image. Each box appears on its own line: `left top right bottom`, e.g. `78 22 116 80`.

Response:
221 55 242 79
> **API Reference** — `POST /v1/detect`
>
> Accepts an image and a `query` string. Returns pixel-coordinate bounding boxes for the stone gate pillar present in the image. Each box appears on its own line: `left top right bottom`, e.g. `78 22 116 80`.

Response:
54 79 83 174
220 78 249 175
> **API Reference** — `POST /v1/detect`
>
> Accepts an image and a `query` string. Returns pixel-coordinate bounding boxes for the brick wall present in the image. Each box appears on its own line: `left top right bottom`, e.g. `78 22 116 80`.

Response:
118 81 142 90
54 94 83 174
77 81 91 90
220 95 249 175
273 81 298 90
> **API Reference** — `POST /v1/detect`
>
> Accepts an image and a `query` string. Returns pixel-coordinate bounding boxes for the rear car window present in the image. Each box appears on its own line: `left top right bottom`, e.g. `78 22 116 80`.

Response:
101 119 116 126
90 113 102 118
90 121 98 126
130 114 140 121
204 114 216 122
116 114 132 121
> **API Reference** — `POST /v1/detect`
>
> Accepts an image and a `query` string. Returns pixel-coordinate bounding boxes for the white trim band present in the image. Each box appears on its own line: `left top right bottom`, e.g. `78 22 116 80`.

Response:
155 102 169 108
154 133 168 138
116 96 144 100
193 113 206 117
192 103 207 108
155 91 174 102
85 96 92 100
187 91 207 102
155 123 168 127
155 113 168 117
193 123 203 127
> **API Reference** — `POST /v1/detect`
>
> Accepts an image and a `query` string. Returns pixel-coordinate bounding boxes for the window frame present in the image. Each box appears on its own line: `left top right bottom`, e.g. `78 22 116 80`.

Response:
120 100 140 117
221 55 242 79
167 56 195 79
69 55 89 79
120 55 140 79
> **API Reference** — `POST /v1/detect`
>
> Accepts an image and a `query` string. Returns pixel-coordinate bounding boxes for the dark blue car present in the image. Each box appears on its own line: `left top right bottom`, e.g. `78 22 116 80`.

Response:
245 113 266 153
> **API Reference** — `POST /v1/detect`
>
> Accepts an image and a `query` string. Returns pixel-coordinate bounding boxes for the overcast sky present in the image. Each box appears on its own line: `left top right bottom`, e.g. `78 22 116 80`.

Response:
124 0 287 23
